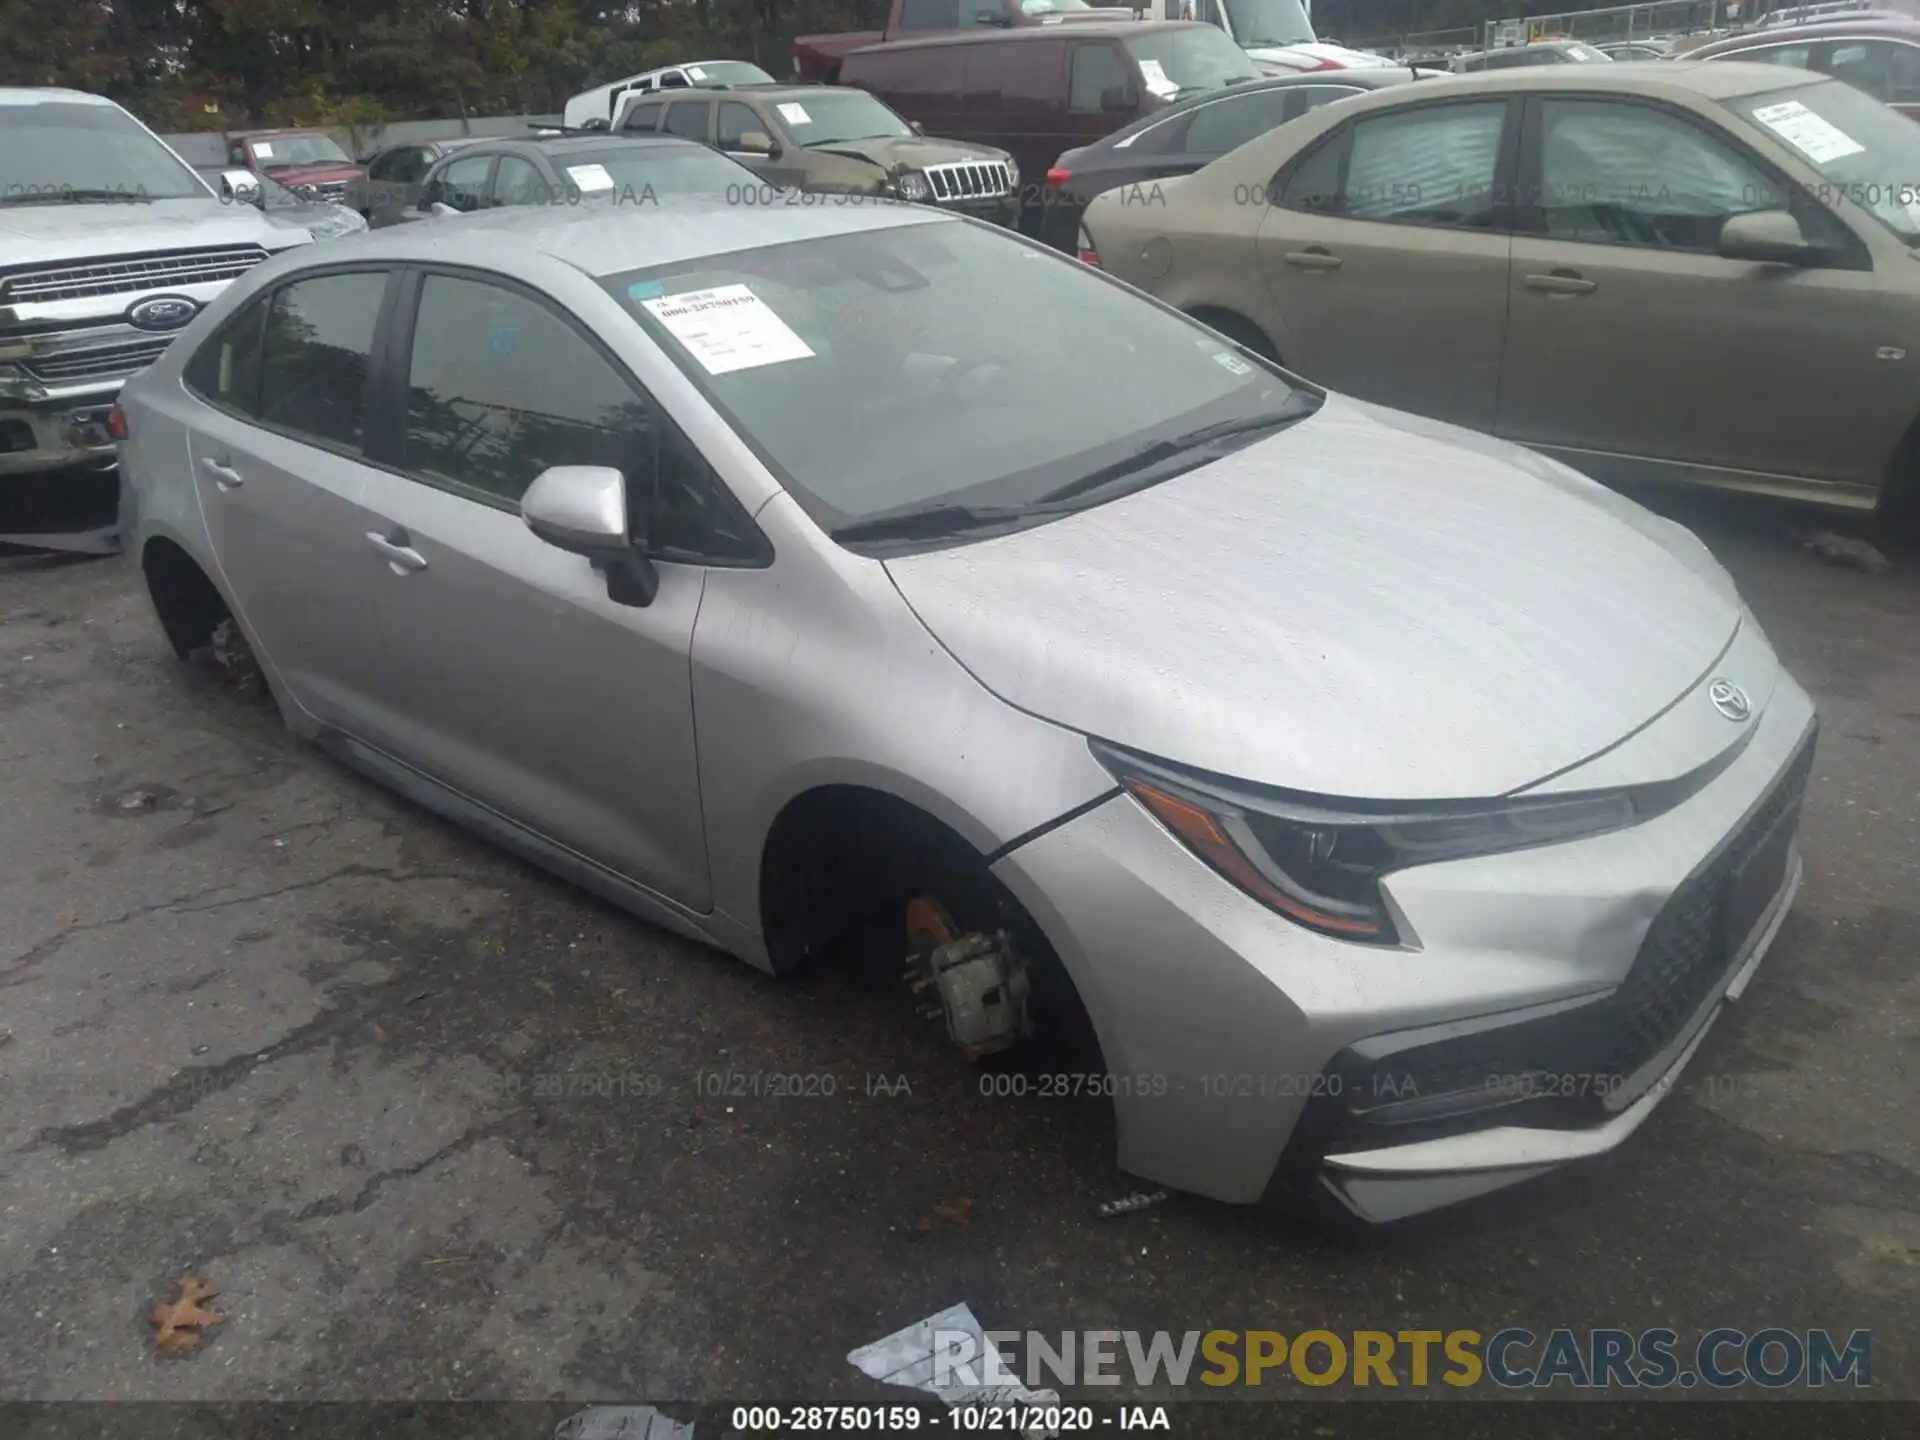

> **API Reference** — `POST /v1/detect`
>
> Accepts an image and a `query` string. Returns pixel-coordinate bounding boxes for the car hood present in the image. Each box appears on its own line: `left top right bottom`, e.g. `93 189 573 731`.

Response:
261 162 363 185
264 201 362 239
0 197 296 268
882 396 1743 800
809 136 1010 171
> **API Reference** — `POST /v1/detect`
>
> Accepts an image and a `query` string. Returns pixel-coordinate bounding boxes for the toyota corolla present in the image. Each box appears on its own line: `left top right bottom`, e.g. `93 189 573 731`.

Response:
114 202 1815 1222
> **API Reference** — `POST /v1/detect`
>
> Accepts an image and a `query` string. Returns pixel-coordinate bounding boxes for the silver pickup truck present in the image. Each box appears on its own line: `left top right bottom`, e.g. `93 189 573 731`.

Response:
2 88 312 542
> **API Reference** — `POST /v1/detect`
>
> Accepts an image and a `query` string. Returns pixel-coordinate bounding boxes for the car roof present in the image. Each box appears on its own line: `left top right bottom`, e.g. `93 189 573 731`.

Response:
230 127 334 139
1692 16 1920 47
1094 68 1424 145
0 87 120 107
852 19 1203 51
435 134 711 161
1390 58 1830 100
648 83 866 102
289 197 952 278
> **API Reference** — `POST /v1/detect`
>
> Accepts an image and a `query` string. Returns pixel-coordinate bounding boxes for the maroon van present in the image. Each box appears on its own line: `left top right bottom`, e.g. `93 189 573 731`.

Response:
838 21 1263 230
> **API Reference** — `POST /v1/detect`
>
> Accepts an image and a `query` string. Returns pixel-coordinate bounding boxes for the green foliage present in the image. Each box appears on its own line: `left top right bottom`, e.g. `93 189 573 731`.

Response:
0 2 1549 127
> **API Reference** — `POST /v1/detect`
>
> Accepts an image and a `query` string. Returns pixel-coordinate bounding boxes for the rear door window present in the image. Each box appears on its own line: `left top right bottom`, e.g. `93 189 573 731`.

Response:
1343 101 1507 227
256 271 390 452
662 100 714 143
1181 87 1298 155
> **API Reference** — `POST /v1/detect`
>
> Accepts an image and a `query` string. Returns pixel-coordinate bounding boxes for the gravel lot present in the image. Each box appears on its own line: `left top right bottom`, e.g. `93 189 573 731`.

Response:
0 490 1915 1422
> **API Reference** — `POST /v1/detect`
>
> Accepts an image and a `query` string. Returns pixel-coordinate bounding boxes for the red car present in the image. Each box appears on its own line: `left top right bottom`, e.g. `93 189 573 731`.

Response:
226 128 366 201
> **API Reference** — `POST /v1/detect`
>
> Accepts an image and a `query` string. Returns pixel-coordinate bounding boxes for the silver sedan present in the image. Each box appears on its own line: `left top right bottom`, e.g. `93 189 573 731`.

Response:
114 201 1816 1222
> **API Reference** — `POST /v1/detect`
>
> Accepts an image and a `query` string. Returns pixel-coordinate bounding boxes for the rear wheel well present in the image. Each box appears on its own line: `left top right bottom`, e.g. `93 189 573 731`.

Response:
1185 306 1281 365
758 785 1103 1062
141 538 230 660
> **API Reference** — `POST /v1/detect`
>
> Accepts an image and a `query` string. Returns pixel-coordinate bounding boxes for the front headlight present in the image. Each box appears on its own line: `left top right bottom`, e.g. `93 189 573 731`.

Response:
1093 741 1664 947
1004 157 1019 191
896 170 931 202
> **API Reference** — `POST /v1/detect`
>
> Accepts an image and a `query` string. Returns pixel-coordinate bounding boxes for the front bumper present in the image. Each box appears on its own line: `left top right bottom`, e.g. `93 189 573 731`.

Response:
928 194 1019 228
989 663 1817 1218
1 389 120 477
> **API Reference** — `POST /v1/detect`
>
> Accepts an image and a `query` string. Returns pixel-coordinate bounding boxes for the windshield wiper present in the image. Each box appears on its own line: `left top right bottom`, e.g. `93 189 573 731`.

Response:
0 187 155 207
1032 393 1324 508
830 502 1040 543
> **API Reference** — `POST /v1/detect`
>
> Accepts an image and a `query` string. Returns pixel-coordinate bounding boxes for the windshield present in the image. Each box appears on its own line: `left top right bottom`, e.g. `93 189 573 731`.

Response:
1725 79 1920 243
602 220 1299 534
1125 26 1265 98
0 99 205 203
249 133 351 168
557 145 760 197
771 91 913 146
1562 42 1611 62
1213 0 1315 47
689 60 775 85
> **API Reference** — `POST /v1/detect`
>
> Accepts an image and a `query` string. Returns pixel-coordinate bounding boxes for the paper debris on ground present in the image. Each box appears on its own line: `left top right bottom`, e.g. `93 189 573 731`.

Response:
552 1406 697 1440
849 1303 1061 1437
1096 1189 1168 1218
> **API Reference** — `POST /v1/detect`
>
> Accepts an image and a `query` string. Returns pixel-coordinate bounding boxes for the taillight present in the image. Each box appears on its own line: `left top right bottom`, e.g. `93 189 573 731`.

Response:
1045 166 1072 186
107 404 129 441
1076 225 1100 267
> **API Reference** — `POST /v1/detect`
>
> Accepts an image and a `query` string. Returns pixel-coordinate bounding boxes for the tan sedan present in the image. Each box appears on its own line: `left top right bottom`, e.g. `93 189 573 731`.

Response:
1080 62 1920 526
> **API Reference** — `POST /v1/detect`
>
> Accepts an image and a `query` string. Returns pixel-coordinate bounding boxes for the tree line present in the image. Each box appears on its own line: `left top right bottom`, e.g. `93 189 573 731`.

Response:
0 2 1594 132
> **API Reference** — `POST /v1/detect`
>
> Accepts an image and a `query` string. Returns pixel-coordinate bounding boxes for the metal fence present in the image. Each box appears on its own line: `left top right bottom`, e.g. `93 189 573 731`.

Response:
1482 1 1725 46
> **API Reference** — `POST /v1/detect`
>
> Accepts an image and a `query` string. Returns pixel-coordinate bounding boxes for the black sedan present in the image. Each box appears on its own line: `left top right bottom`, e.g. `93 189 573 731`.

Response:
1039 68 1434 253
402 134 765 222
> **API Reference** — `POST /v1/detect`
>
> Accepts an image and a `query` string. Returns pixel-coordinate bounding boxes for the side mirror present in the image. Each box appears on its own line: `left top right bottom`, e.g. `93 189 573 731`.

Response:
736 129 776 156
522 464 659 607
911 120 926 135
429 201 460 218
221 169 261 207
1718 208 1818 265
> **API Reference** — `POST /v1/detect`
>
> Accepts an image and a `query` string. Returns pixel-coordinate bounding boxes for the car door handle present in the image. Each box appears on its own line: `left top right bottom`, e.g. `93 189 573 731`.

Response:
197 455 244 491
1282 247 1344 271
1524 270 1598 296
365 528 428 574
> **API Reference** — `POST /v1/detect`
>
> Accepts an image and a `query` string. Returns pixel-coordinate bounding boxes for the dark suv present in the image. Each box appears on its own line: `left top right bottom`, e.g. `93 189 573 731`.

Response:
618 83 1019 225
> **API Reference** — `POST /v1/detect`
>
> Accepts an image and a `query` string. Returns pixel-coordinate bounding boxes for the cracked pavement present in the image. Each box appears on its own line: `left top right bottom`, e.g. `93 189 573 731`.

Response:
0 491 1915 1409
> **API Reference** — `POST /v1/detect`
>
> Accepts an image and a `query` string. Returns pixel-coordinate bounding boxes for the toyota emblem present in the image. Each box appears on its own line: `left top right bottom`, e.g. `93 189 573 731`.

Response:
1709 679 1751 722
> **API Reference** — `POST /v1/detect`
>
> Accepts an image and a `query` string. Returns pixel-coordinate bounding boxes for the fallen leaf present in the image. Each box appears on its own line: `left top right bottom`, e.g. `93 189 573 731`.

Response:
149 1274 224 1353
916 1195 974 1231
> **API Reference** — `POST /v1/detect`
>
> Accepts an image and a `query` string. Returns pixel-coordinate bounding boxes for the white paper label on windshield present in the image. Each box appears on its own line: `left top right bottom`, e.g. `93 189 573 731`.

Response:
1213 351 1253 376
777 102 812 125
253 141 274 159
1750 100 1865 164
686 65 708 80
566 163 616 193
641 285 815 375
1137 59 1180 99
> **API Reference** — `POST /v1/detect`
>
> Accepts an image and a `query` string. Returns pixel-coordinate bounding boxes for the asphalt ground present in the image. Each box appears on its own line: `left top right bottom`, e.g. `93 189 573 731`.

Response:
0 483 1914 1437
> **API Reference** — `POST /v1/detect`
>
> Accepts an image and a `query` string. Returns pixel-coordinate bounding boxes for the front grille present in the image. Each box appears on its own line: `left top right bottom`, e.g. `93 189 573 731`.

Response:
0 246 271 304
312 180 349 199
22 336 174 385
1318 729 1818 1143
924 161 1013 204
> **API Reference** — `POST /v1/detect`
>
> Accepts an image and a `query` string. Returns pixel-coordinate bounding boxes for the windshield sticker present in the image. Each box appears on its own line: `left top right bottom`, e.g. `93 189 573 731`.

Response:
1137 59 1180 100
627 280 666 301
253 141 274 159
686 65 708 81
778 102 812 126
566 163 616 193
1213 351 1253 377
641 284 816 375
1750 100 1865 164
